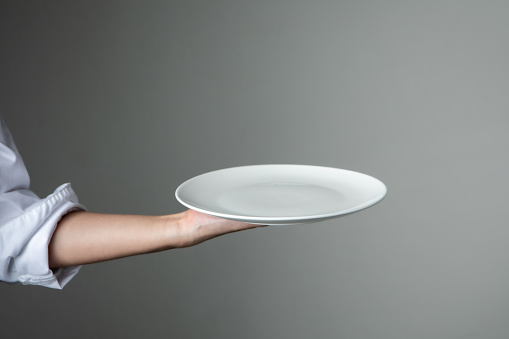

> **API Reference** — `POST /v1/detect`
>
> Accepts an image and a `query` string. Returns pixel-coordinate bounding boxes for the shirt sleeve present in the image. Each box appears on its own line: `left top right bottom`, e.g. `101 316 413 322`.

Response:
0 115 86 289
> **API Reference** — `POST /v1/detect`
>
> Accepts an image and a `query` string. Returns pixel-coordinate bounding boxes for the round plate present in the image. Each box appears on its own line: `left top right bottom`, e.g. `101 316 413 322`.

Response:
175 165 387 225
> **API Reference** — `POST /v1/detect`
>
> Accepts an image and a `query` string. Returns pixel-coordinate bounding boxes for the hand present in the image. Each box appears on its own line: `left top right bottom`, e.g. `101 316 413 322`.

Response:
176 209 266 248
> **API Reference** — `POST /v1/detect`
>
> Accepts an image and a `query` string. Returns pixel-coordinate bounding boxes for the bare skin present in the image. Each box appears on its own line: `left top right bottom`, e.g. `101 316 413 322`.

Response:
48 209 265 269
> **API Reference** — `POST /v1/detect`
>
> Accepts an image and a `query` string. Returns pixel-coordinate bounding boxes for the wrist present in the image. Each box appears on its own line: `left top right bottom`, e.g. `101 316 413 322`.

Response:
161 212 190 249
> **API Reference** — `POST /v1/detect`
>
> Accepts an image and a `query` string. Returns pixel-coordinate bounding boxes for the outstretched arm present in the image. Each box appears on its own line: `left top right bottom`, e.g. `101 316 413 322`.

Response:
48 209 264 268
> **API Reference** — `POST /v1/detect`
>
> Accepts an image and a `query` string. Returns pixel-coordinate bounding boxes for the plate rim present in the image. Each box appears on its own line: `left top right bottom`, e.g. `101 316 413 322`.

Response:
175 164 387 222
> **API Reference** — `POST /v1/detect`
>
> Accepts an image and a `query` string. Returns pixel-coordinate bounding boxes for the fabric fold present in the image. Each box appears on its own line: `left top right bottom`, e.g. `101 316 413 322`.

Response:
0 115 87 289
1 183 86 289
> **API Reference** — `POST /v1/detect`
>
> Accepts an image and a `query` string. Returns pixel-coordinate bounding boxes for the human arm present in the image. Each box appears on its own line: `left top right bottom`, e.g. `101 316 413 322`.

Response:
0 114 261 287
48 209 264 268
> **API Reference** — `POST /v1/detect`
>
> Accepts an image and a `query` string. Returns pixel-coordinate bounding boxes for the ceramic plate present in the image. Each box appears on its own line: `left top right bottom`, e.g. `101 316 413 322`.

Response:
175 165 386 225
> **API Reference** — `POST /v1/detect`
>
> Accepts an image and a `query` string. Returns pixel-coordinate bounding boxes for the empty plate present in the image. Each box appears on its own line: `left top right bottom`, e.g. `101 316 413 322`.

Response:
175 164 387 225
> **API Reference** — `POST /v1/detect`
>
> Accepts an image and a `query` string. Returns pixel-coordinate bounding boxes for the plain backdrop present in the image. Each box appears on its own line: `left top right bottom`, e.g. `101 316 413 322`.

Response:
1 1 509 338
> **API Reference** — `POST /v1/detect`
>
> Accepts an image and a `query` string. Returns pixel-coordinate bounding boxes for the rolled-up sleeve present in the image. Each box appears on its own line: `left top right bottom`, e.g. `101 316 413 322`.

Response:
0 115 86 289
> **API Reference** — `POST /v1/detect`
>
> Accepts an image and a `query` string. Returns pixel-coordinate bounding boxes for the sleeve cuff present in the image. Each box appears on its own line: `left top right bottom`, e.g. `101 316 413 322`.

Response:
10 183 86 289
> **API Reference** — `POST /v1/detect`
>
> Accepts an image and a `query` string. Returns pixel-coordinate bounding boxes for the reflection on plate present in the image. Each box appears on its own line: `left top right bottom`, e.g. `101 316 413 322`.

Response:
175 165 387 225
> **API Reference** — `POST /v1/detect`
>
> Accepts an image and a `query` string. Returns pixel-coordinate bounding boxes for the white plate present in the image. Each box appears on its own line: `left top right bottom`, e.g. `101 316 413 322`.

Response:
175 165 387 225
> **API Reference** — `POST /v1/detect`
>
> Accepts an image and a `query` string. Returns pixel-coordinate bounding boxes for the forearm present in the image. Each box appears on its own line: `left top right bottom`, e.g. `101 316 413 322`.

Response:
48 211 185 268
48 209 263 269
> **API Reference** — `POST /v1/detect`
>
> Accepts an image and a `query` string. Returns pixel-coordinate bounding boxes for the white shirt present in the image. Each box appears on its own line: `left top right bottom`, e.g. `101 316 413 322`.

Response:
0 115 86 289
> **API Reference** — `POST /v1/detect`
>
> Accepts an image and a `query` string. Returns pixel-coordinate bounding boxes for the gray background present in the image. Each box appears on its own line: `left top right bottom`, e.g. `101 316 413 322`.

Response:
1 1 509 338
